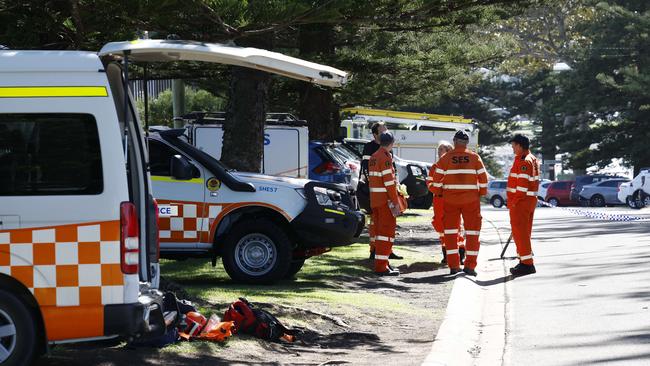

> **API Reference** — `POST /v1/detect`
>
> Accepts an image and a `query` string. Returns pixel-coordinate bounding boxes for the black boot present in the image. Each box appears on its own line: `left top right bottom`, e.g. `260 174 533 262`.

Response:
389 252 403 260
449 267 462 275
441 247 447 264
510 263 536 277
463 267 477 277
459 247 466 265
376 265 400 276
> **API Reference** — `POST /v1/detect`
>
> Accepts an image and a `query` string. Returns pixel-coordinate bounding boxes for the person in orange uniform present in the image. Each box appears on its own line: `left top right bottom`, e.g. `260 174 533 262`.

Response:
427 141 466 264
430 130 488 276
368 132 402 276
507 134 540 277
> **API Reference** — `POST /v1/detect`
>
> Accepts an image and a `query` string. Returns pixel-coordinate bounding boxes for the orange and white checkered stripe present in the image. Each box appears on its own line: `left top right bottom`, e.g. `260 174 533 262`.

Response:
0 221 125 307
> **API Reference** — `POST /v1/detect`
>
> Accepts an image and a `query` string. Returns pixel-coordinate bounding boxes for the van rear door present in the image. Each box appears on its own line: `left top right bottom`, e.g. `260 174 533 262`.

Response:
98 40 348 87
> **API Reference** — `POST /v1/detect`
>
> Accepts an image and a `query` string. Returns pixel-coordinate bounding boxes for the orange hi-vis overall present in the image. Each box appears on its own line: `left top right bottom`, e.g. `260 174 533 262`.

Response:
507 150 540 265
430 146 488 270
427 164 465 248
368 148 399 272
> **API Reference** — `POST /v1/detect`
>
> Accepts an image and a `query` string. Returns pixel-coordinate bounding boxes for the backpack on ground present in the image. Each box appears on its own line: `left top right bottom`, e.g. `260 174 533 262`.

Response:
223 298 295 342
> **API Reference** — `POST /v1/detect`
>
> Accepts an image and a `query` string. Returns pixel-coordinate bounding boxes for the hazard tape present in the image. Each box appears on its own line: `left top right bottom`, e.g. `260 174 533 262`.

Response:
537 199 650 222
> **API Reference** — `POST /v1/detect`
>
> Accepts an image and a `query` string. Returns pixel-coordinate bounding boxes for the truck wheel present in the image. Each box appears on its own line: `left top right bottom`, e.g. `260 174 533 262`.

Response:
491 196 504 208
222 219 292 284
547 197 559 207
284 259 306 279
626 196 636 209
0 289 37 366
590 194 605 207
633 190 647 209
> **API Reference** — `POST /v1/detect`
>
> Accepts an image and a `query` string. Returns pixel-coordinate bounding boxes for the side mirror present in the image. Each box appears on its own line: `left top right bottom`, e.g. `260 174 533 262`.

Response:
170 155 194 180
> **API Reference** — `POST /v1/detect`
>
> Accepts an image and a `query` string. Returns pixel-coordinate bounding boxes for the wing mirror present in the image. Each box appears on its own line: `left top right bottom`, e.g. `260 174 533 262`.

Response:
170 154 194 180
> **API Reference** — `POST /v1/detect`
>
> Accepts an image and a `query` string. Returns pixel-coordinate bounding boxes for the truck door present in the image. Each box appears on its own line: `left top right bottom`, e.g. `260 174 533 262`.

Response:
148 139 208 250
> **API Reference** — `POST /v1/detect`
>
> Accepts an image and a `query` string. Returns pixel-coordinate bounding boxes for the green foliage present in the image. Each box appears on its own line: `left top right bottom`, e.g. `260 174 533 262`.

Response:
136 86 225 126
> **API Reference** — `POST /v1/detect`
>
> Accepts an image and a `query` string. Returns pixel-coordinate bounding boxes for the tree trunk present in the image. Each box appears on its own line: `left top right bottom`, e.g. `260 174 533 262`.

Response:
220 65 270 172
298 24 341 141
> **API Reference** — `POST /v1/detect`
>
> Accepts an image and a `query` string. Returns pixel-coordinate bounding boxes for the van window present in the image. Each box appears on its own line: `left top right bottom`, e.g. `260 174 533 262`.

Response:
0 114 102 196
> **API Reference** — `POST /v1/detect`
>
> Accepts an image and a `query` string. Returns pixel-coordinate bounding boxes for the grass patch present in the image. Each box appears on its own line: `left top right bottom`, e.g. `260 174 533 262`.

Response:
397 209 432 224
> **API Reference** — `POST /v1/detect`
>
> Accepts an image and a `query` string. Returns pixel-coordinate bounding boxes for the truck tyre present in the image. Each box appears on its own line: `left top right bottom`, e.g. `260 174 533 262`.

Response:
0 289 38 366
222 219 292 284
491 195 504 208
626 196 636 209
547 197 560 207
284 259 306 279
633 190 648 209
590 194 605 207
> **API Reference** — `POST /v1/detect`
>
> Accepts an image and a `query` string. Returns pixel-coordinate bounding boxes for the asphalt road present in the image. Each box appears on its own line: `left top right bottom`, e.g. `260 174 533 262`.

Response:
494 205 650 366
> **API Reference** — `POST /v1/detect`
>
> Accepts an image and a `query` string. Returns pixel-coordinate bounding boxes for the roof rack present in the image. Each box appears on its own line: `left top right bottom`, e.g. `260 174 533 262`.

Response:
181 111 308 126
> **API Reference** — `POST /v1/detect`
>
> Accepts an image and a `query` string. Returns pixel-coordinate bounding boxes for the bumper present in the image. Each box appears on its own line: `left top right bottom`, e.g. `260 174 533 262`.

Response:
104 288 170 338
292 181 365 249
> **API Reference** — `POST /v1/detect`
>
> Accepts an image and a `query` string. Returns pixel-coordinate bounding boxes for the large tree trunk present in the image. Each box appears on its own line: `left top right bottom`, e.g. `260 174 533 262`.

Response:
220 31 272 173
298 24 341 141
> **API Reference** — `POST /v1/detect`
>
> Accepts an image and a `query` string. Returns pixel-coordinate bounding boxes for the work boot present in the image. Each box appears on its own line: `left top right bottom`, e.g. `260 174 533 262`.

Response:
441 248 447 264
510 263 536 277
376 266 400 276
463 267 477 277
369 250 375 260
449 268 462 275
459 247 466 265
389 252 403 260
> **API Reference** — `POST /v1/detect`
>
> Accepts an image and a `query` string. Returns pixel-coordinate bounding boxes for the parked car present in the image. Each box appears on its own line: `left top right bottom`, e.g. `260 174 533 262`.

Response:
579 179 630 207
538 180 552 201
545 180 576 207
309 141 354 188
487 180 508 208
150 131 364 283
571 174 625 205
628 168 650 209
618 182 636 208
327 142 361 191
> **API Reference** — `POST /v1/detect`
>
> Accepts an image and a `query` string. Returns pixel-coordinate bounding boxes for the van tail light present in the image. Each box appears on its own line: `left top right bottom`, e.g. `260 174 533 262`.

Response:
314 161 341 175
153 199 161 261
120 202 140 275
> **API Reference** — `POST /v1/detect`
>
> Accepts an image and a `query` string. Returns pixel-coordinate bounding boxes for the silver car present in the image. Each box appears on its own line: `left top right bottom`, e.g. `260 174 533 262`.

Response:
579 178 630 207
487 180 508 208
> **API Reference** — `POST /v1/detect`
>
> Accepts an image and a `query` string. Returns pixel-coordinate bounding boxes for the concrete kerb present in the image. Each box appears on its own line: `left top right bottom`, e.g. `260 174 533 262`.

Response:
422 234 511 366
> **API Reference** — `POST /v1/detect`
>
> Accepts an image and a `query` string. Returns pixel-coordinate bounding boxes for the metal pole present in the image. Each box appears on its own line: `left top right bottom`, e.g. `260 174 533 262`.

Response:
143 62 149 134
500 232 513 259
172 79 185 128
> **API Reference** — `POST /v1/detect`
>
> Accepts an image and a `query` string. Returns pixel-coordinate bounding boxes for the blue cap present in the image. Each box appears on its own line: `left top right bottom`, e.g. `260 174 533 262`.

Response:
379 132 395 145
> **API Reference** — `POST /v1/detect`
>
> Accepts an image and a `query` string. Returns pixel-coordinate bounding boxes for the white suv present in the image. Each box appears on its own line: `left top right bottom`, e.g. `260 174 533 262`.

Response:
629 168 650 209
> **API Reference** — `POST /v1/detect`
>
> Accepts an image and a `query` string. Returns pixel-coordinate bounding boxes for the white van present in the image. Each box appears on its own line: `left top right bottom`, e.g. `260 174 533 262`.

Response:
0 45 167 364
182 112 309 178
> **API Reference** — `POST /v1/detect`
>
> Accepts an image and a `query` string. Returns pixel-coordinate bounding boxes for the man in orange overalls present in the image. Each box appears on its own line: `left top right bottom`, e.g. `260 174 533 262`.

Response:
507 134 540 277
368 132 401 276
427 141 466 264
430 131 488 276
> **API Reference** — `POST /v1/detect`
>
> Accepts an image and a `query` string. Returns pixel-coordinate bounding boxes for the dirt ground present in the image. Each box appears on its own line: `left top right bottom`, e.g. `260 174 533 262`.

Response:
37 210 454 366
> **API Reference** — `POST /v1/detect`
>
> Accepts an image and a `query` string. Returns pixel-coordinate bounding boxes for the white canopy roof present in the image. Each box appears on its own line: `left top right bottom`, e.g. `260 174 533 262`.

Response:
99 39 348 88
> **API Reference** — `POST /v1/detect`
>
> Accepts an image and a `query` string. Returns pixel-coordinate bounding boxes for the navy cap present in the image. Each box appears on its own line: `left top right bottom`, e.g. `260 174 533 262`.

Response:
509 134 530 149
454 130 469 142
379 132 395 145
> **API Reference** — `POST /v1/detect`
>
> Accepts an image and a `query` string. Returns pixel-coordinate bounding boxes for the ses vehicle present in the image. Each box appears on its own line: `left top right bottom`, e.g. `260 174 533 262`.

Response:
0 41 182 364
150 131 363 284
578 179 630 207
341 138 432 209
340 108 478 162
309 141 358 191
180 112 309 179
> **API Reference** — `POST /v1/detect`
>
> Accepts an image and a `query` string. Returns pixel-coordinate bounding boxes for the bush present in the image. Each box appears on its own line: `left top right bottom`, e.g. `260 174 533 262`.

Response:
136 86 225 127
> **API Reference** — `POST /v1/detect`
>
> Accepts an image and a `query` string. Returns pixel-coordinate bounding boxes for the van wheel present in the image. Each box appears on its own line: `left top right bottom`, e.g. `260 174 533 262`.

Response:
284 259 306 279
590 194 605 207
0 289 37 366
626 197 636 209
547 198 559 207
490 196 504 208
222 219 292 284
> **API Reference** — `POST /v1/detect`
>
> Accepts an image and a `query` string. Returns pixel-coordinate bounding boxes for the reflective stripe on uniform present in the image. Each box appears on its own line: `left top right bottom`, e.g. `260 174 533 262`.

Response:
476 168 486 174
375 255 390 260
370 188 387 192
375 235 394 242
426 177 433 181
444 184 479 189
529 176 539 181
526 191 538 196
446 169 477 175
516 186 528 192
466 250 479 256
433 183 443 187
381 169 392 176
435 168 445 174
479 183 488 188
369 172 382 177
465 230 480 235
510 173 518 178
363 155 371 160
507 188 516 193
446 249 459 255
517 173 531 179
520 254 533 260
384 180 395 186
444 229 459 234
